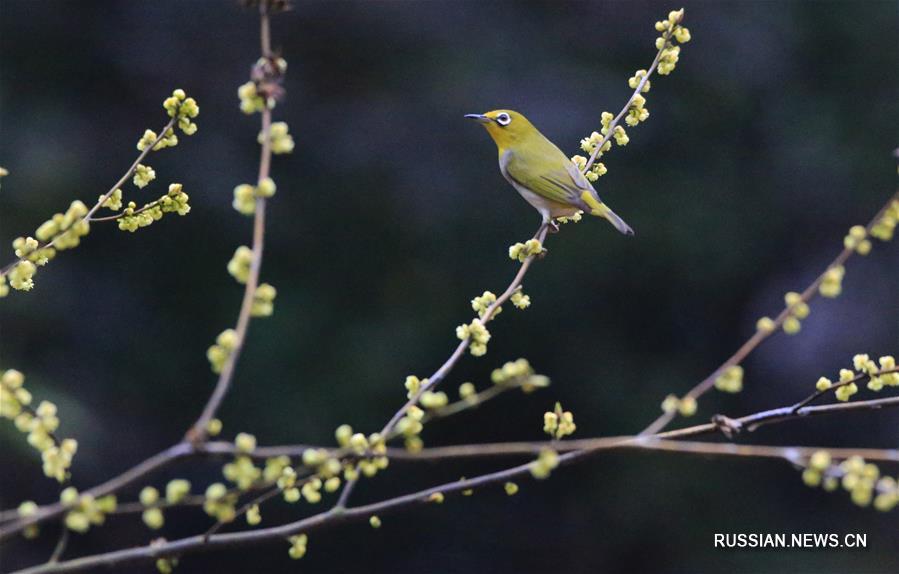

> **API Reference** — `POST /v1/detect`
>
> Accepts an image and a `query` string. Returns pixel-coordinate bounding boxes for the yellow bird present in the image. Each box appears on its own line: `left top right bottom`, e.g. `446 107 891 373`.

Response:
466 109 633 235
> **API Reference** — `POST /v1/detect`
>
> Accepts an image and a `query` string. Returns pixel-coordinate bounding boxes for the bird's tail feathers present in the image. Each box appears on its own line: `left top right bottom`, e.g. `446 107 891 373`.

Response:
579 191 635 236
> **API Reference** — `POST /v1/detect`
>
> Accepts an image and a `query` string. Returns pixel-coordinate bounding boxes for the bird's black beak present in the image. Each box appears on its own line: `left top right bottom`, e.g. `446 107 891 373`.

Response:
464 113 492 124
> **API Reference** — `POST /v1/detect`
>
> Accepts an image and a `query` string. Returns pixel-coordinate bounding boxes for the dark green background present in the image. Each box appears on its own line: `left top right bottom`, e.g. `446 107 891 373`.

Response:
1 1 897 573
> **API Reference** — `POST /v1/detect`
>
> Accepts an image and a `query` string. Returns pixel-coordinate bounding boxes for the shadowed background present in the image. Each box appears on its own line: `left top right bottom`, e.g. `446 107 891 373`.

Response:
1 1 897 572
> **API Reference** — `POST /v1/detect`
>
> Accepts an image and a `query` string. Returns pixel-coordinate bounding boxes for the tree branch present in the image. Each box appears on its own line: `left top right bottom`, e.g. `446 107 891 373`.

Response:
333 223 551 508
639 190 899 436
0 117 177 278
13 395 897 574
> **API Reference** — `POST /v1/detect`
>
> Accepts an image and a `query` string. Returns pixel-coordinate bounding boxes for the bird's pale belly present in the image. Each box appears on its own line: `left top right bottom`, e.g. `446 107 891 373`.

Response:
510 182 581 220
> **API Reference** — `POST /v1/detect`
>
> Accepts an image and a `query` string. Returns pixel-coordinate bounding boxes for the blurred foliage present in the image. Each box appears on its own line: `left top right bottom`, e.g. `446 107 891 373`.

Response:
0 1 897 572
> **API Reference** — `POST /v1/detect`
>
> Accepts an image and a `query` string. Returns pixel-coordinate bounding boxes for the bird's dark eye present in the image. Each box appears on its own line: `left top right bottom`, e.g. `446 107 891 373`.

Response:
496 113 511 126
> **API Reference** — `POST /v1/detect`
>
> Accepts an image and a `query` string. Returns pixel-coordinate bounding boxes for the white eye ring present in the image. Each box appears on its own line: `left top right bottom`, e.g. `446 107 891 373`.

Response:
496 113 511 126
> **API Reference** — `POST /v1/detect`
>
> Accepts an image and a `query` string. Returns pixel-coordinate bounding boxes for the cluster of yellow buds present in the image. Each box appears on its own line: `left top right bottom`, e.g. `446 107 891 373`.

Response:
511 287 531 309
782 291 810 334
420 390 449 410
156 557 179 574
133 164 156 189
815 355 897 401
870 198 898 241
458 382 477 402
6 260 36 292
854 354 898 391
136 89 199 150
117 184 191 232
714 365 744 393
42 435 78 483
1 370 80 482
17 501 40 539
203 483 238 523
543 402 576 439
238 82 268 114
277 466 302 502
246 503 262 526
843 225 871 255
263 455 291 483
300 448 342 489
0 369 31 418
403 375 428 399
360 438 390 478
162 89 200 135
6 200 91 293
238 57 287 114
456 318 491 356
301 478 323 504
754 317 775 333
556 212 583 225
251 283 277 317
223 439 262 491
207 328 238 374
165 479 191 504
572 152 607 183
100 189 123 211
508 238 544 262
625 94 650 127
139 486 165 529
802 452 898 511
397 406 425 452
232 177 277 215
490 358 550 393
136 128 178 151
819 265 845 298
260 121 295 154
471 290 500 319
34 200 89 251
529 448 559 479
227 246 253 283
661 393 697 416
628 69 652 94
504 482 519 496
61 488 116 533
654 9 690 75
287 533 308 559
207 418 223 436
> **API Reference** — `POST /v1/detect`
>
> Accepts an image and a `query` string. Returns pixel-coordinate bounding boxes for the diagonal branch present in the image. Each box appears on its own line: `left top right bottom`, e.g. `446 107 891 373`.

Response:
333 223 551 508
639 190 899 436
0 117 176 278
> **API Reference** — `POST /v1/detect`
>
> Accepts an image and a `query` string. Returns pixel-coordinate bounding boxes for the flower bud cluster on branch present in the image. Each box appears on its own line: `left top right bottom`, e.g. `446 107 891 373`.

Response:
1 89 199 295
801 451 898 512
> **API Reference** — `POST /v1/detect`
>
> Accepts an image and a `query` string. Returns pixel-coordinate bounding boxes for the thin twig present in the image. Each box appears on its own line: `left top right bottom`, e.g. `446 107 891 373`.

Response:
0 117 177 278
384 438 899 464
788 367 897 413
582 24 673 174
47 527 68 564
